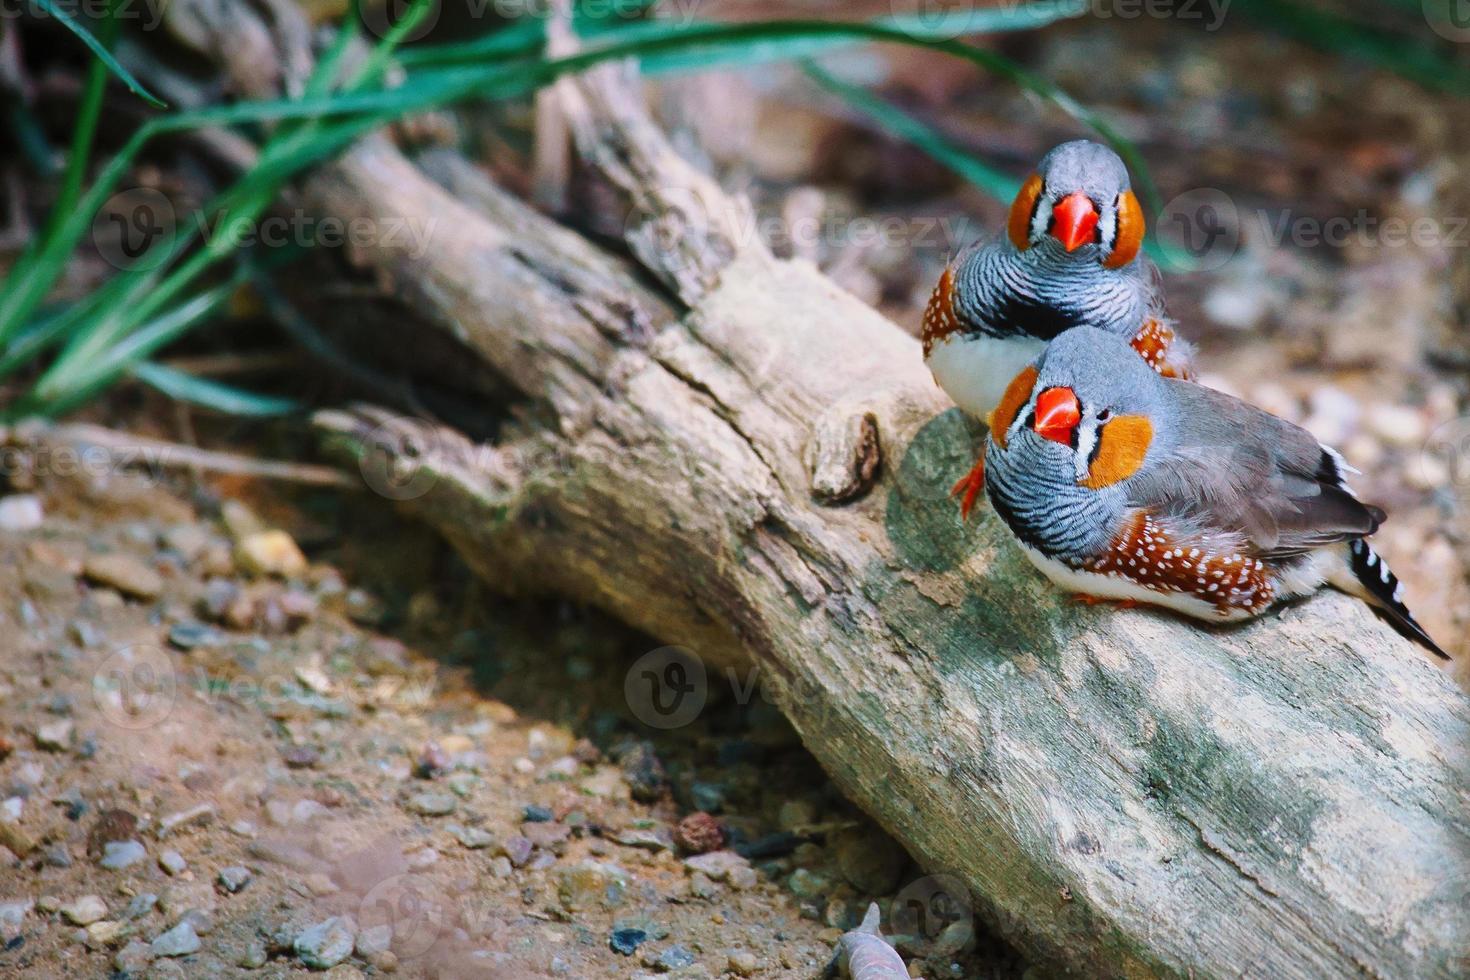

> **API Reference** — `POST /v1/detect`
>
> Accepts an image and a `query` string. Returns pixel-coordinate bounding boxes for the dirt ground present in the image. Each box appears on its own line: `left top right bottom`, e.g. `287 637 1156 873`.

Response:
2 9 1469 980
0 461 1023 978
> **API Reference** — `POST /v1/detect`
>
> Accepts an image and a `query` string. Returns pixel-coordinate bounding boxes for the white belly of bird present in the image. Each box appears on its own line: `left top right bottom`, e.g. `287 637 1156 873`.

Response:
926 334 1043 418
1019 545 1259 622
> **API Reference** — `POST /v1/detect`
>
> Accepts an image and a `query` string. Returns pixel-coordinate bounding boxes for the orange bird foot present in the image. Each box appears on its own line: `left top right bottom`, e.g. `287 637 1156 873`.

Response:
1071 593 1139 609
949 459 986 522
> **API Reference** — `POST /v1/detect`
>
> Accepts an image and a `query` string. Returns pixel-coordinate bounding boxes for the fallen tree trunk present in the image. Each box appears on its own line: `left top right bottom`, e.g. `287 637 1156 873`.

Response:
305 73 1470 977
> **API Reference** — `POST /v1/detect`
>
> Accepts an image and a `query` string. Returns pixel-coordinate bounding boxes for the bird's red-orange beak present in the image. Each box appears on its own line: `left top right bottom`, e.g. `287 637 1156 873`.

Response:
1049 191 1099 252
1034 387 1081 445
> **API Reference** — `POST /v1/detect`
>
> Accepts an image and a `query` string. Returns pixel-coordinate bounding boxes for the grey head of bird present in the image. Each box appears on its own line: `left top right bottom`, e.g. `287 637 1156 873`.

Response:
1006 140 1146 270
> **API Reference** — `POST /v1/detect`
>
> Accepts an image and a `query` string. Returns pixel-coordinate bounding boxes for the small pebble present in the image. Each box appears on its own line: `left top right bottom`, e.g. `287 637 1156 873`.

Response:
728 950 759 976
35 719 73 751
557 861 630 913
85 919 124 947
99 839 147 870
0 495 44 532
235 530 308 578
123 893 158 920
405 792 456 816
405 847 439 871
354 924 393 957
197 579 241 623
293 916 356 969
522 822 570 850
238 940 268 969
158 851 187 876
690 782 725 814
688 871 718 899
0 899 33 941
82 553 163 601
416 741 450 778
150 919 201 958
683 850 752 883
167 621 221 651
619 742 667 803
114 939 153 973
657 944 696 970
500 836 533 867
449 824 495 850
281 745 320 769
674 812 724 855
610 927 648 956
217 866 252 893
522 804 553 823
787 868 831 901
61 894 108 926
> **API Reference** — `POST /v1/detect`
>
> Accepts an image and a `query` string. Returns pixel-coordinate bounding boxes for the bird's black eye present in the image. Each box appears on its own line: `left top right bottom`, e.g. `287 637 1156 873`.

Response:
1097 408 1113 422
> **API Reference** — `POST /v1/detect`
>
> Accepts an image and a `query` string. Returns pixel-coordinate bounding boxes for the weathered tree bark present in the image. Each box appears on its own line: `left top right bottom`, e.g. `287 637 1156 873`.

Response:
305 74 1470 977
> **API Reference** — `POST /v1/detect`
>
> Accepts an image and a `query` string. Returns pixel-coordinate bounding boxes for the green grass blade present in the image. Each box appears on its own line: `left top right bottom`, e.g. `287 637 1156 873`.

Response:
396 16 546 67
1235 0 1470 93
32 0 165 108
130 361 301 416
0 0 120 332
11 11 1148 417
4 13 1147 348
52 0 116 222
15 276 241 418
304 3 362 98
345 0 437 90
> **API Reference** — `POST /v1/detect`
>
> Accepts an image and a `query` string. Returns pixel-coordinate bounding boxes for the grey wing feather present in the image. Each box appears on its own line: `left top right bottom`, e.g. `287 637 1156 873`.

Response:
1140 256 1169 318
1127 382 1382 557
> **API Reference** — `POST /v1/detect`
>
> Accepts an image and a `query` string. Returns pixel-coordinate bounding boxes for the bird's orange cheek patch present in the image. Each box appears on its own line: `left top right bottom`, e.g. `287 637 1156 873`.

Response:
1007 173 1043 251
1081 415 1153 488
986 365 1038 448
1104 189 1144 269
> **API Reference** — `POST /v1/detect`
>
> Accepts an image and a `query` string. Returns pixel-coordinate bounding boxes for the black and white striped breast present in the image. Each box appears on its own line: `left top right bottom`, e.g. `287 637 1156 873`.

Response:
985 436 1125 563
953 245 1151 342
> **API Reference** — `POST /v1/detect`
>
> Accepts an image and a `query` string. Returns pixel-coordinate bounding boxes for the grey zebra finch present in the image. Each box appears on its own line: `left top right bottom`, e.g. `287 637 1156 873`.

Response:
983 327 1448 662
922 140 1195 518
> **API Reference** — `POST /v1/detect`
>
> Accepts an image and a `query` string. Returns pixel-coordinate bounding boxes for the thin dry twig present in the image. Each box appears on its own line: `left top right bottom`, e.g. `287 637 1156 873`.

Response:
16 421 358 488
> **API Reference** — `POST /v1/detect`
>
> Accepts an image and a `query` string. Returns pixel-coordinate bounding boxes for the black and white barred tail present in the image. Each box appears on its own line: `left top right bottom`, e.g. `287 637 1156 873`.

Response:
1347 539 1449 661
